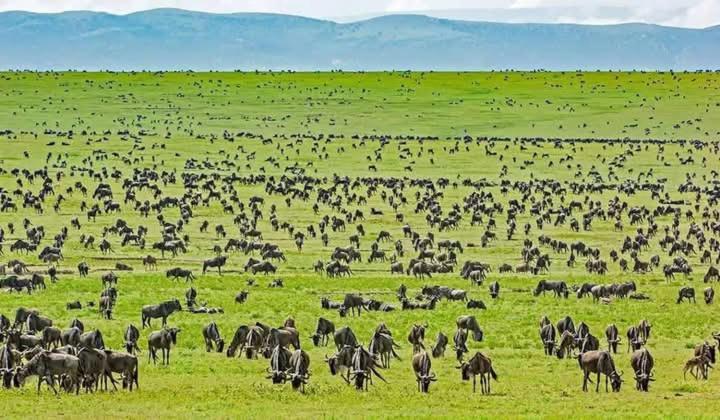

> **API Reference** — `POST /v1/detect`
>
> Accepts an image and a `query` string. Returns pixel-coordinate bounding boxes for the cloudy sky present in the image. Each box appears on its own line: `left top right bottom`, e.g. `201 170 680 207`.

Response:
0 0 718 28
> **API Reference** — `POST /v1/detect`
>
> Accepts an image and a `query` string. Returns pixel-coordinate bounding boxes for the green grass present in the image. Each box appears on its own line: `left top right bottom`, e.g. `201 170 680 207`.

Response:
0 71 720 418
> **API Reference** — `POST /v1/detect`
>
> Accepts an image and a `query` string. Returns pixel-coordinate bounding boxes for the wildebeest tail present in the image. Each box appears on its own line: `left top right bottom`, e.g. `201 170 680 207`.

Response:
371 366 387 383
391 347 401 360
490 365 498 381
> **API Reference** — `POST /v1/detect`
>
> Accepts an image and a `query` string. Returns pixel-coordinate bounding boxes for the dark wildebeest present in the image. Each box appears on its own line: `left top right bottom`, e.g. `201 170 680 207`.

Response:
677 286 696 303
458 352 498 394
630 348 654 391
202 321 225 353
540 323 556 356
457 315 483 342
124 324 141 354
705 287 715 304
489 281 500 299
287 349 311 392
166 267 195 282
466 299 487 309
408 324 427 354
556 330 575 359
412 351 436 393
431 332 448 358
148 327 181 365
26 313 52 334
326 345 354 384
244 326 265 359
79 329 105 350
41 326 62 349
203 256 227 275
266 345 292 384
61 327 82 347
225 325 250 357
17 351 81 395
626 326 643 352
637 319 651 344
333 326 358 351
235 290 248 304
141 299 182 328
557 316 575 336
350 345 386 391
369 331 400 368
341 294 365 317
533 280 569 298
605 324 620 353
454 328 469 361
103 350 139 391
311 317 335 347
262 328 300 358
579 350 623 392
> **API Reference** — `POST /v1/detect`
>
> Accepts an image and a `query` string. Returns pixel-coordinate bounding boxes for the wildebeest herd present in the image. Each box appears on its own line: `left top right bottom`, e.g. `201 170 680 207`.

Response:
0 71 720 416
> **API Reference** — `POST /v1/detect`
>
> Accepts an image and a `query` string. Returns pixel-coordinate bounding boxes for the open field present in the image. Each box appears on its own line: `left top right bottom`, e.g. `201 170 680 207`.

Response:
1 71 720 418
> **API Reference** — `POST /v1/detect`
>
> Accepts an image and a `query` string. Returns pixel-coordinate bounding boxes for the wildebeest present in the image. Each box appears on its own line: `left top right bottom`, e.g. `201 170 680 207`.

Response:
412 351 436 393
605 324 620 353
311 317 335 347
705 287 715 304
458 352 497 394
677 286 696 303
407 323 427 353
453 328 469 361
533 280 569 298
103 350 139 390
630 348 654 391
326 345 354 384
287 349 311 392
431 332 448 358
225 325 249 358
202 256 227 275
17 350 81 394
166 267 195 282
350 345 386 391
202 321 224 353
341 294 366 317
79 329 105 350
267 345 292 384
148 327 181 365
456 315 483 342
333 326 358 351
141 299 182 328
578 350 623 392
124 324 141 354
369 330 400 368
540 323 556 356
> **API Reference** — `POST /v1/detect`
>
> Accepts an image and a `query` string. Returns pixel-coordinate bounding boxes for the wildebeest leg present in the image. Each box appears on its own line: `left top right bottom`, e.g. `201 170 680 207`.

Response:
473 375 476 393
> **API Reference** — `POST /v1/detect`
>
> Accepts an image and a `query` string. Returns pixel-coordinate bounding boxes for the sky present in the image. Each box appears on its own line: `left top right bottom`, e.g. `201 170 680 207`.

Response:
0 0 718 28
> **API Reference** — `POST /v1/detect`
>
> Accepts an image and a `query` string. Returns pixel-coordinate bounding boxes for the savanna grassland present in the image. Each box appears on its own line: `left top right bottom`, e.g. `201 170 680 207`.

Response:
1 71 720 418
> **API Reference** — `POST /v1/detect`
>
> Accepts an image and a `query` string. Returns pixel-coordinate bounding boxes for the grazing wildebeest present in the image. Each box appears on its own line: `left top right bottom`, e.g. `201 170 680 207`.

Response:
18 351 81 395
26 312 52 334
202 321 224 353
456 315 483 342
631 348 654 391
677 286 696 303
262 328 300 357
705 287 715 304
540 323 556 356
605 324 620 353
533 280 569 298
148 327 181 365
326 345 354 384
12 307 39 330
408 323 427 354
412 351 436 393
287 349 311 392
226 325 250 358
466 299 486 309
458 352 497 394
579 350 623 392
311 317 335 347
556 316 575 336
267 345 292 384
350 345 386 391
141 299 182 328
41 326 62 349
124 324 141 355
431 332 448 358
244 326 265 359
556 330 575 359
61 327 82 347
637 319 651 344
203 256 227 275
235 290 248 304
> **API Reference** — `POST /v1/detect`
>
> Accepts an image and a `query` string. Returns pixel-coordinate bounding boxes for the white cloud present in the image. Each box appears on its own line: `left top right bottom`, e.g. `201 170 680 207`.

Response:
0 0 717 27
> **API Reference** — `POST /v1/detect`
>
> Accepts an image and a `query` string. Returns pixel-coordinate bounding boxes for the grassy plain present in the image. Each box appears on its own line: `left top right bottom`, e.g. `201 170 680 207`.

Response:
0 71 719 418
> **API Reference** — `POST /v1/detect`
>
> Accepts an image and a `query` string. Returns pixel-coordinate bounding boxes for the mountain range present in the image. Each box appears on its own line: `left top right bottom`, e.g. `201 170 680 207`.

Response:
1 9 718 70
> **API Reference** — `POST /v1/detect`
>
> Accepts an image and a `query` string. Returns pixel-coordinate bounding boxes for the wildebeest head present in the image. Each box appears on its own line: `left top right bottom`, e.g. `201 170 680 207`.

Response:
610 371 623 392
311 334 321 346
417 371 436 393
